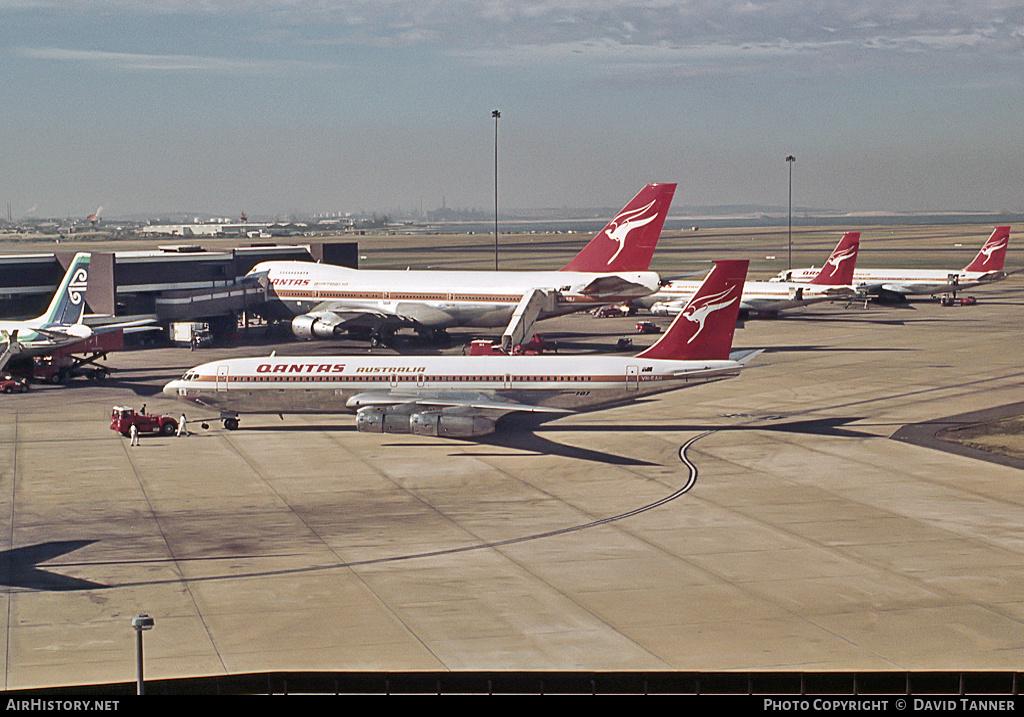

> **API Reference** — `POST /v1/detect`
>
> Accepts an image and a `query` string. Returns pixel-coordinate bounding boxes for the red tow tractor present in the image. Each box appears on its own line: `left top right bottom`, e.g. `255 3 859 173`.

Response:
1 376 29 394
466 334 558 356
110 406 178 437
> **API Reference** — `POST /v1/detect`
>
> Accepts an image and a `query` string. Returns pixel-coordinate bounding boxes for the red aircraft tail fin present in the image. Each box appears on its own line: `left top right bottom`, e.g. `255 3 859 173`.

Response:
637 259 747 361
963 226 1010 273
807 232 860 286
561 183 676 272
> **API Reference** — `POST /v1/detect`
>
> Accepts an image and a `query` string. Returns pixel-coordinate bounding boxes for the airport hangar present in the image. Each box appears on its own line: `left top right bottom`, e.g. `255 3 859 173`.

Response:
0 241 358 338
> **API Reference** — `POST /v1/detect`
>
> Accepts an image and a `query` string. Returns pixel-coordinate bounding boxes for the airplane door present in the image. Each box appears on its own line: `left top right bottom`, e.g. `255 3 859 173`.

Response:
216 364 229 392
626 365 639 392
504 373 512 389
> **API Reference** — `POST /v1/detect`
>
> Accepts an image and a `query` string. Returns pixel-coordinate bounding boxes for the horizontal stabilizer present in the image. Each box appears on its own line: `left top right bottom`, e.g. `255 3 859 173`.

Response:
729 348 764 365
576 274 659 297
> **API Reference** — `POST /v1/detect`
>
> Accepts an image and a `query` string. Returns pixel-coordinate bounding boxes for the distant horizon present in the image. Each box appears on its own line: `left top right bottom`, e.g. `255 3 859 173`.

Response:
5 206 1022 239
7 203 1024 226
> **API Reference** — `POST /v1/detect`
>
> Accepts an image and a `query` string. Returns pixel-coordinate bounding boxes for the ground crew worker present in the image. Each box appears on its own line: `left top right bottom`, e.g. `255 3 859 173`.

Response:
177 413 188 437
129 423 139 446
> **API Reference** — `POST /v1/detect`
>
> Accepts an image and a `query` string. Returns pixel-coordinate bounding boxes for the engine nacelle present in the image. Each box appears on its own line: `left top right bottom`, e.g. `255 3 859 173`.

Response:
354 406 415 434
410 411 496 438
291 313 341 340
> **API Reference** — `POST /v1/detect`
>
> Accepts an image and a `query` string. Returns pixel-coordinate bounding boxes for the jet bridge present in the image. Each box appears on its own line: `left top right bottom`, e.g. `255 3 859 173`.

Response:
501 288 557 352
153 280 267 321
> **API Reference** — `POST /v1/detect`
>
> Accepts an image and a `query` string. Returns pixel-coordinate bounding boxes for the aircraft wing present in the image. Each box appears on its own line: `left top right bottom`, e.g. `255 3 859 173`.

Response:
575 275 659 298
817 286 858 297
346 390 571 415
310 303 458 329
729 348 764 365
300 307 407 333
877 282 934 296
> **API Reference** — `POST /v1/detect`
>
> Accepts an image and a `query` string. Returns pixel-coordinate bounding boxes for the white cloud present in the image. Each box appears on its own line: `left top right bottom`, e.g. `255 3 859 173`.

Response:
14 46 342 75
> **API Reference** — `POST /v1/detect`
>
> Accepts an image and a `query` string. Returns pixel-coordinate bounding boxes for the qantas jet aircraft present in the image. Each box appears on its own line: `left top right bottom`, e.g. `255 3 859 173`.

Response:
640 232 860 316
0 253 93 372
249 183 676 349
774 226 1012 302
164 259 757 438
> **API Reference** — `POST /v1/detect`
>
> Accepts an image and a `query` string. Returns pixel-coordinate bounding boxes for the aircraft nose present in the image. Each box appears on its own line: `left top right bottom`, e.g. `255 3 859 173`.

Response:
162 380 181 398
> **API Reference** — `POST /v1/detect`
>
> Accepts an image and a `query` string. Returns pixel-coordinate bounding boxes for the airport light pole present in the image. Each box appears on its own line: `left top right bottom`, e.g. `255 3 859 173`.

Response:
131 614 154 695
786 155 796 271
493 109 500 271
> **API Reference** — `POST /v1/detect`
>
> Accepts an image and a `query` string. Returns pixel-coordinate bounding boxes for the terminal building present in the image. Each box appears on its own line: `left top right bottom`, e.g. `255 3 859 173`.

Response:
0 241 358 341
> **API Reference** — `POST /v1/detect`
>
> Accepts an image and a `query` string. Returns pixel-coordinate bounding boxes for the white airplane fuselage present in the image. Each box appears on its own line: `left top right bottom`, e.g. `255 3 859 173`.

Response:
0 319 93 352
164 353 743 419
167 258 754 438
639 279 851 314
777 268 1003 296
255 261 661 329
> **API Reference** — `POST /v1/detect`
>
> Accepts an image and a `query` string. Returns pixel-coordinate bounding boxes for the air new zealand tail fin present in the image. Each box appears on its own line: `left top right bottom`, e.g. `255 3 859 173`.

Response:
38 253 90 327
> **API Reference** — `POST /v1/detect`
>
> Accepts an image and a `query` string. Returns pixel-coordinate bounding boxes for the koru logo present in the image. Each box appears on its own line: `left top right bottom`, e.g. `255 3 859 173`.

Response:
68 268 88 305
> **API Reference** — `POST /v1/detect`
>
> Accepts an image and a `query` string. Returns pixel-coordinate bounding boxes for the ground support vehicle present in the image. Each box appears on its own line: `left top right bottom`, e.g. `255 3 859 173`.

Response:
110 407 178 437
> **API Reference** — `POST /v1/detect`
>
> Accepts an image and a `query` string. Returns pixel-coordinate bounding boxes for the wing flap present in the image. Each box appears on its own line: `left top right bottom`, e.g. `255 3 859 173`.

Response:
346 391 570 415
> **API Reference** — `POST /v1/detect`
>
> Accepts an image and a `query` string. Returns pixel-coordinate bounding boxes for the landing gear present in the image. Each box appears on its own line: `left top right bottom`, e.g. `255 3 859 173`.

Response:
223 417 239 430
369 329 395 348
416 328 450 345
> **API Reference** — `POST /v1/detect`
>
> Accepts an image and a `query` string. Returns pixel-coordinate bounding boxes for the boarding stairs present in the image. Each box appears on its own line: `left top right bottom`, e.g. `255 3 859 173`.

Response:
502 288 557 352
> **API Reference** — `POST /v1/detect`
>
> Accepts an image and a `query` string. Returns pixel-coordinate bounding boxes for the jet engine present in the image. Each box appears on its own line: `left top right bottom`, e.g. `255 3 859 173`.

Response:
291 313 341 340
409 410 496 438
354 406 415 434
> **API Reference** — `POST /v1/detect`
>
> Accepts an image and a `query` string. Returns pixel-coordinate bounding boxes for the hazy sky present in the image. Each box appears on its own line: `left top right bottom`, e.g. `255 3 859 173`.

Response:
2 1 1022 219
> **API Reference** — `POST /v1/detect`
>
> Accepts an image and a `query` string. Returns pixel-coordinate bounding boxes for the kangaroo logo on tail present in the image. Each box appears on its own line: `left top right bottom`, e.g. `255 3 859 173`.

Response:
603 200 659 265
980 241 1005 261
679 285 740 344
561 183 676 273
809 232 860 286
823 247 855 276
964 226 1010 273
637 259 748 361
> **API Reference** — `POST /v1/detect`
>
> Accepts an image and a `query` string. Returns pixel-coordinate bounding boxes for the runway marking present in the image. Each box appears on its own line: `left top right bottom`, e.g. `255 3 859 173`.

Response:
49 431 717 588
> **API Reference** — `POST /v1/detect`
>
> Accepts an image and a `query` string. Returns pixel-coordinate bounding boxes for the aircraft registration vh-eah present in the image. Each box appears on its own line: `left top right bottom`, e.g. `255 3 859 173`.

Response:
248 183 676 350
164 260 759 438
